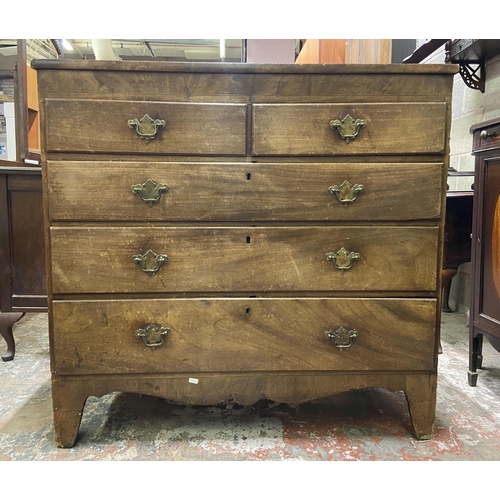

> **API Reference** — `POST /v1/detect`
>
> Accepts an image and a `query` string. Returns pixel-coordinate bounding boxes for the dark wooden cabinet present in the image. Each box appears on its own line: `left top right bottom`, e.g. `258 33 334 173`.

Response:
442 191 474 313
0 161 47 361
468 118 500 385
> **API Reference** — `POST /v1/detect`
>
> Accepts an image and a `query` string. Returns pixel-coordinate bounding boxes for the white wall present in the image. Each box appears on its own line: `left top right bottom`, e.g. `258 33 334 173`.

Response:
421 44 500 313
246 39 296 63
423 45 500 191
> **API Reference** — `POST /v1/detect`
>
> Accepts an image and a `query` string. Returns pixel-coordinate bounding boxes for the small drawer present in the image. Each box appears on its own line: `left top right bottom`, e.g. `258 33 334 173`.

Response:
50 226 439 294
51 297 437 375
472 123 500 153
44 98 247 155
47 161 444 222
252 103 447 156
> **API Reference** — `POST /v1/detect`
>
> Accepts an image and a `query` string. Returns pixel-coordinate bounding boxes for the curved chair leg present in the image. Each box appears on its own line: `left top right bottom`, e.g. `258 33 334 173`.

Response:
441 268 458 313
0 312 25 361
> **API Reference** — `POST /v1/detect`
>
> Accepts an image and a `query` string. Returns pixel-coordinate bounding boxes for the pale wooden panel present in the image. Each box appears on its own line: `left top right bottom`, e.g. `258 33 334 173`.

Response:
295 39 320 63
295 40 346 64
253 103 447 155
45 99 247 155
47 161 444 222
26 65 39 112
50 226 439 294
52 298 437 374
319 40 346 63
345 39 392 64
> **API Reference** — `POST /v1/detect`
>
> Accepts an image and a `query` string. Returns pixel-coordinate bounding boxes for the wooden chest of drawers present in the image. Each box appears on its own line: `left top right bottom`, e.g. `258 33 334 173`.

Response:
33 60 457 447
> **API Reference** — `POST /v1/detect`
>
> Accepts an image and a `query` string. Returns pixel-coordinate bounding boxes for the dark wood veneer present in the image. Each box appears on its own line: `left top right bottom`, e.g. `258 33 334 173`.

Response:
468 119 500 385
0 161 47 361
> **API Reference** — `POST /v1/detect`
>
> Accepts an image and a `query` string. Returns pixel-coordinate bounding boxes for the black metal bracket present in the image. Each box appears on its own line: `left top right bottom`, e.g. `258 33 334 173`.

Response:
403 39 500 94
445 40 486 93
445 39 500 93
458 61 485 93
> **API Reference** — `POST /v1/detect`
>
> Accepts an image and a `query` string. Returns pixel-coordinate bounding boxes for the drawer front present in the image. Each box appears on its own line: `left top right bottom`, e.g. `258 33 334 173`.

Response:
47 161 444 222
472 122 500 152
253 103 447 155
50 226 439 294
44 99 247 155
51 298 437 375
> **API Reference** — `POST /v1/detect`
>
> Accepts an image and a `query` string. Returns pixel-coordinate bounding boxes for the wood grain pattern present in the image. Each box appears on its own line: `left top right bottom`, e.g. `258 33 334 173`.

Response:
51 371 436 447
35 69 456 103
0 169 47 313
45 99 247 155
49 226 439 294
253 103 447 155
33 61 455 446
345 40 392 64
32 59 459 74
51 298 436 375
46 161 444 222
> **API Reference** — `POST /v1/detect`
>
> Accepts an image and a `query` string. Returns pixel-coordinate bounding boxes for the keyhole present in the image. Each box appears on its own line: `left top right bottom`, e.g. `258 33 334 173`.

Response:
246 172 251 180
245 307 251 316
246 236 251 244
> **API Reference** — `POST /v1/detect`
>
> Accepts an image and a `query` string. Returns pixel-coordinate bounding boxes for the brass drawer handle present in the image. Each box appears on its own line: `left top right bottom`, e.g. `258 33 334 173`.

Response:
325 247 360 273
330 114 366 144
326 326 357 351
135 323 170 348
329 180 364 207
128 114 166 143
132 179 169 206
133 249 168 275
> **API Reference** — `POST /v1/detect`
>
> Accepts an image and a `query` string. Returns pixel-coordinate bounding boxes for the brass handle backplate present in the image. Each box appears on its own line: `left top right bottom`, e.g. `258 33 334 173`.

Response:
132 179 169 206
326 247 360 273
128 114 166 143
133 249 168 275
330 114 366 144
135 323 170 348
329 180 365 207
326 326 357 351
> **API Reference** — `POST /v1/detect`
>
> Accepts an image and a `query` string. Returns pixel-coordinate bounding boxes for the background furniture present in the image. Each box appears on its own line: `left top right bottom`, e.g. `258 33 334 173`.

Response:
34 60 456 447
469 118 500 385
295 39 392 64
442 190 473 313
0 40 48 361
0 160 46 361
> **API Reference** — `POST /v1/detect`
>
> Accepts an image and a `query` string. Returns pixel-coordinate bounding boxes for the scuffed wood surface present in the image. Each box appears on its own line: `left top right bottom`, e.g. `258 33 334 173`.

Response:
51 371 436 446
253 103 447 155
45 99 247 155
47 161 443 222
51 297 437 375
50 226 439 294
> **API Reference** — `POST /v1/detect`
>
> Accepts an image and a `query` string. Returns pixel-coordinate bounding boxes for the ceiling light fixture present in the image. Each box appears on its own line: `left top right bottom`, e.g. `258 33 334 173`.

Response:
220 39 226 61
62 39 74 51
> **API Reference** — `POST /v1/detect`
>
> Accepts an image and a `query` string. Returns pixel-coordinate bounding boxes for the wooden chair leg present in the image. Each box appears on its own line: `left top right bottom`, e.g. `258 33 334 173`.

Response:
441 268 458 313
0 311 25 361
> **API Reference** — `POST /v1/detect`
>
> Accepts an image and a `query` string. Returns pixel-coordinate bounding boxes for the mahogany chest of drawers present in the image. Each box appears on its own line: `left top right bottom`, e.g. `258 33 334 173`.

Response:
33 60 457 447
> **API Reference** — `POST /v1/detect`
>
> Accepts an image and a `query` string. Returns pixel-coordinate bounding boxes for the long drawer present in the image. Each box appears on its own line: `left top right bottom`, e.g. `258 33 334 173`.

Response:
51 298 437 375
50 226 439 294
253 103 447 155
44 99 247 155
47 161 444 222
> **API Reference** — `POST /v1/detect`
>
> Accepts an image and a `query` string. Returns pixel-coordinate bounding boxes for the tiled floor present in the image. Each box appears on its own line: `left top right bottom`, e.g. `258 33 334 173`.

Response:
1 310 500 462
